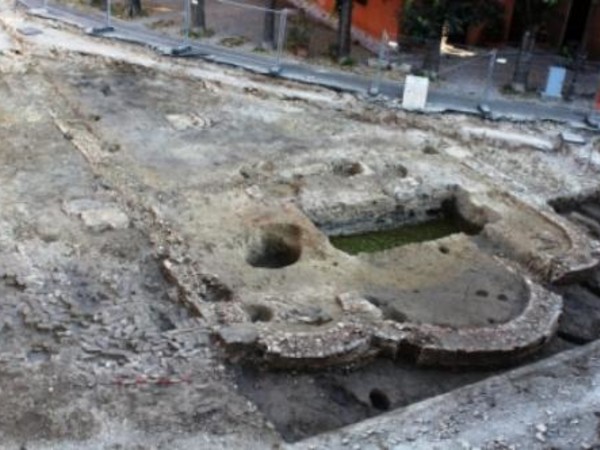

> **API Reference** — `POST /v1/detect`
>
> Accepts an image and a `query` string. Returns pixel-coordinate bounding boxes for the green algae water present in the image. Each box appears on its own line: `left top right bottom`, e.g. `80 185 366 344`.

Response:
329 218 462 255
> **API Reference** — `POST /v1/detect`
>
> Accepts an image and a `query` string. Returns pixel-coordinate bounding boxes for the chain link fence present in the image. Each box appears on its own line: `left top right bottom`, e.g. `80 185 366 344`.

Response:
437 49 600 105
369 36 600 112
41 0 370 61
45 0 290 55
22 0 600 115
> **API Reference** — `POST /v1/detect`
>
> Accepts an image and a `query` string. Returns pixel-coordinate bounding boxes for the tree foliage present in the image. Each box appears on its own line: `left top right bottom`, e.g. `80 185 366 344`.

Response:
402 0 504 74
513 0 559 32
402 0 504 41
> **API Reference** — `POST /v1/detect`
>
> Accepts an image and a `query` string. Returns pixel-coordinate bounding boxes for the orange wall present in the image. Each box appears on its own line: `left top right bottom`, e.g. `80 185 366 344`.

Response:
352 0 402 40
314 0 516 44
315 0 402 40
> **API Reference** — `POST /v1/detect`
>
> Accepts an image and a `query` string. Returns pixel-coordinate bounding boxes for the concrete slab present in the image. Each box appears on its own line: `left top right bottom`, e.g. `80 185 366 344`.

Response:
542 66 567 99
561 131 587 145
402 75 429 110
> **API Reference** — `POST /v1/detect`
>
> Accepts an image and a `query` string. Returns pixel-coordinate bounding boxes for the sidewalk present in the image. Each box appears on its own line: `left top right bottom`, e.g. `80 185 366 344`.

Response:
19 0 600 129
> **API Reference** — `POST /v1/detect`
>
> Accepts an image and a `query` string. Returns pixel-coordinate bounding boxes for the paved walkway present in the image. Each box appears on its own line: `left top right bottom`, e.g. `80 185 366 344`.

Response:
19 0 600 128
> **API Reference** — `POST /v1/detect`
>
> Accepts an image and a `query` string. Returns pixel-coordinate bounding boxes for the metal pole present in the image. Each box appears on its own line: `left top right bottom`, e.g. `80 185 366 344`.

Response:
588 74 600 128
274 8 288 72
183 0 190 46
43 0 48 11
596 79 600 121
370 30 388 96
106 0 111 28
482 49 498 103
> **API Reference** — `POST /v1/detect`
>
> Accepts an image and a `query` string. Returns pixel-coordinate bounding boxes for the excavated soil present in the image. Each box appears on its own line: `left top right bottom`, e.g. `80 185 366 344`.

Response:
1 10 600 448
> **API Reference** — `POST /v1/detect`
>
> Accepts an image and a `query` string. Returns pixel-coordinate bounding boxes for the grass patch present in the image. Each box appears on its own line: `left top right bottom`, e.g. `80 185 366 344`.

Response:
329 219 461 255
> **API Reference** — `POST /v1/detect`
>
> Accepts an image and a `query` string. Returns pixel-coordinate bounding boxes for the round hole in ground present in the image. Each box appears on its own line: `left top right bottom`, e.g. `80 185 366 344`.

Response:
497 294 508 302
396 164 408 178
333 160 363 177
369 388 391 411
438 245 450 254
244 304 274 322
475 289 489 298
246 224 302 269
26 349 50 364
422 145 439 155
384 307 407 323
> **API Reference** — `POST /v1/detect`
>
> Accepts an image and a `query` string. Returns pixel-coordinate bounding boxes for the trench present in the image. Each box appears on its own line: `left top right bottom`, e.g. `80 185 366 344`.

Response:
317 195 484 240
328 197 483 255
550 194 600 345
329 217 463 255
233 337 576 442
232 196 600 443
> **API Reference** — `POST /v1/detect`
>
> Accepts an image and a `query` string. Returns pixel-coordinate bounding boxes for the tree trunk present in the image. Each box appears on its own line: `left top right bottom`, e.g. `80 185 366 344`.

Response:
565 1 597 99
127 0 142 17
263 0 276 49
422 37 441 75
337 0 353 60
512 29 535 90
192 0 206 32
565 51 586 100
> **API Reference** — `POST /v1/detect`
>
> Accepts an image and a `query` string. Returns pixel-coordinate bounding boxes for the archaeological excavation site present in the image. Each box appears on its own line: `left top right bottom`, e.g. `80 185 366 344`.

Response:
1 2 600 449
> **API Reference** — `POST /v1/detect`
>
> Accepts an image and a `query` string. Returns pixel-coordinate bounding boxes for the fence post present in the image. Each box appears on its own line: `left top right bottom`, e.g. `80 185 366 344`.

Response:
369 30 388 96
588 76 600 128
106 0 112 29
263 0 276 49
565 51 586 101
512 31 534 91
88 0 115 32
483 49 498 102
184 0 190 46
271 8 288 74
170 0 192 54
477 49 499 117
